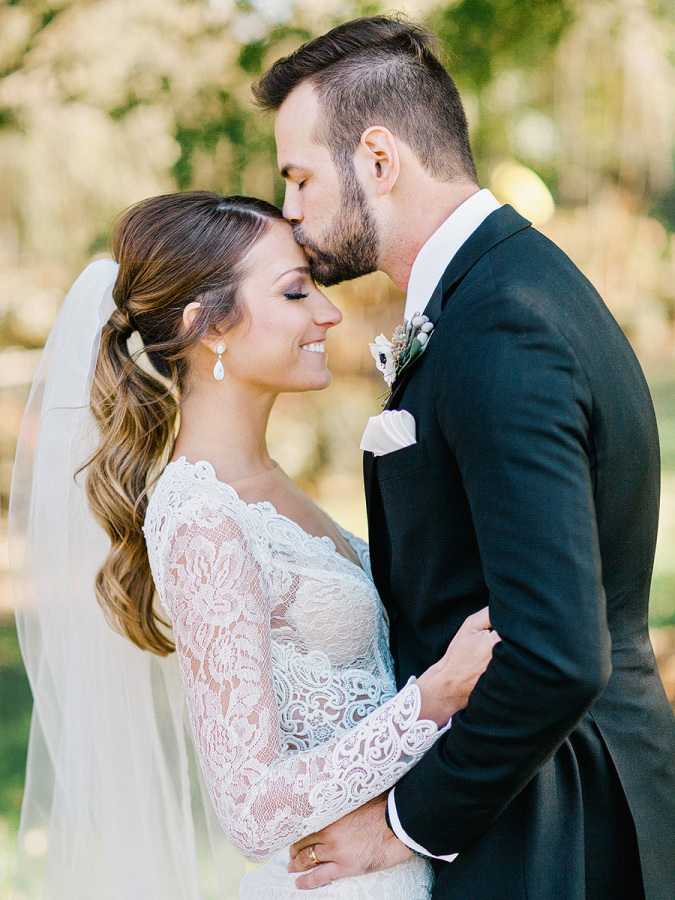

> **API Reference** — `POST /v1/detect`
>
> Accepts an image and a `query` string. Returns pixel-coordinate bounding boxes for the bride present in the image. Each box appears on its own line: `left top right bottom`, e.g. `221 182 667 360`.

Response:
11 191 498 899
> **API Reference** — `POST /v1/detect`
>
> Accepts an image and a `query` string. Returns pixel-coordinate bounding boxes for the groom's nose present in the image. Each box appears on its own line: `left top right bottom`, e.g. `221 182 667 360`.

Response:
282 186 303 225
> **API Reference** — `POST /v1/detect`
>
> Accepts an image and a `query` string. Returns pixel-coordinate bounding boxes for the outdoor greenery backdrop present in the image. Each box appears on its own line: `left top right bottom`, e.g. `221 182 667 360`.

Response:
0 0 674 896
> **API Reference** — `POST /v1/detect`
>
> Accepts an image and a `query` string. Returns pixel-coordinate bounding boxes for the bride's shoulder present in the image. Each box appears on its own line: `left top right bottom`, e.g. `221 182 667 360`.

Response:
144 456 253 549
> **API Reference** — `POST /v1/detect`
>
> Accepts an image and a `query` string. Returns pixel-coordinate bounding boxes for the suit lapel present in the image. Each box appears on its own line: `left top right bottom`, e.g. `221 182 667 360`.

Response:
435 204 531 305
365 205 532 516
385 205 531 410
385 282 443 410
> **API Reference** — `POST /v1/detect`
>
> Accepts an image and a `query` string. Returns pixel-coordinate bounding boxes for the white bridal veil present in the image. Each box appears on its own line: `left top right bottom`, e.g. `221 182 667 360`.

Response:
9 259 246 899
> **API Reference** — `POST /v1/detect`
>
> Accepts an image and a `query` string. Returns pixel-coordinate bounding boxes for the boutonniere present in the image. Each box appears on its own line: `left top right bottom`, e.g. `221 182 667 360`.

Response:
369 312 434 404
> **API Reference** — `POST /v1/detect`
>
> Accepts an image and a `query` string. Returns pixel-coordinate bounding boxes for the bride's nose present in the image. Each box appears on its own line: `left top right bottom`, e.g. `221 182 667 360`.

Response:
313 292 342 328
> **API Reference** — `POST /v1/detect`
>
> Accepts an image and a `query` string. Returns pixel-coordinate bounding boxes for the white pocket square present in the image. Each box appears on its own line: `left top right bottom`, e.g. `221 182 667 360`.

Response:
360 409 417 457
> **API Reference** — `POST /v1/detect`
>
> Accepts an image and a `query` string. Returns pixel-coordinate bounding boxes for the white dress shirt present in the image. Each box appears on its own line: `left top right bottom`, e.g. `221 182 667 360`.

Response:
403 188 501 323
389 187 502 863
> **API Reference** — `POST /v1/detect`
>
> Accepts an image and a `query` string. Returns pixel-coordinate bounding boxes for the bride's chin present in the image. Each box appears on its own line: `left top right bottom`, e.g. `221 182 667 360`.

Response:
296 358 332 390
297 371 332 392
311 372 332 391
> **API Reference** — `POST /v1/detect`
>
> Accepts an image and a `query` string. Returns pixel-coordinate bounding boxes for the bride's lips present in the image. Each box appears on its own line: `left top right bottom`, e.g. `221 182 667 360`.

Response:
300 340 326 354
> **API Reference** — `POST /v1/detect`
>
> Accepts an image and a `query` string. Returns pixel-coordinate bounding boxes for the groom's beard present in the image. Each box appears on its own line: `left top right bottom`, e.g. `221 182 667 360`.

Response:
293 169 380 287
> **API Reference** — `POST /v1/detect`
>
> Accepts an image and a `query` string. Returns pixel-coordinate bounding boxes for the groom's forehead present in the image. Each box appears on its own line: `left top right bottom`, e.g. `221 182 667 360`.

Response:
275 82 322 158
277 79 320 120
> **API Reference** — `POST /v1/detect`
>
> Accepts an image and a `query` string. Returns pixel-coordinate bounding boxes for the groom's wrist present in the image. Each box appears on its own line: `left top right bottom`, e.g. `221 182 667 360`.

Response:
384 790 396 835
386 790 425 860
386 788 460 864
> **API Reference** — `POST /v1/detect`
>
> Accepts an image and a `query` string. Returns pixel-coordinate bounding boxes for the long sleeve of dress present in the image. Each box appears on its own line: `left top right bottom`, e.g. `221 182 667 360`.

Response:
149 490 443 863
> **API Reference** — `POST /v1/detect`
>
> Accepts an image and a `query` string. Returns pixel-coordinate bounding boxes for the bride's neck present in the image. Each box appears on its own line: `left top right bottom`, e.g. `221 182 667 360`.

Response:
172 377 277 483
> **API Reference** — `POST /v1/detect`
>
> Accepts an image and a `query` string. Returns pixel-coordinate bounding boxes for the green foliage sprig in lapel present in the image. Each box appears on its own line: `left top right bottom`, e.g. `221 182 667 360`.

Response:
369 313 434 406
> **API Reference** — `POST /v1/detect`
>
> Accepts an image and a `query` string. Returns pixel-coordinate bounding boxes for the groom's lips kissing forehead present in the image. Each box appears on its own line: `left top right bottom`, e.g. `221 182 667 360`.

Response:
292 225 320 256
293 227 310 251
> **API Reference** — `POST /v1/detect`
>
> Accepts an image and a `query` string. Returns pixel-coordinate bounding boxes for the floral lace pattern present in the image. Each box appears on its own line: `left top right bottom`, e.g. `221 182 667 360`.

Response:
144 457 438 897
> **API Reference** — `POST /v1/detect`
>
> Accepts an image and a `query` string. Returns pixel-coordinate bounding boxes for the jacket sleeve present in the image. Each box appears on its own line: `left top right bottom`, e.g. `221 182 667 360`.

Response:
392 291 611 855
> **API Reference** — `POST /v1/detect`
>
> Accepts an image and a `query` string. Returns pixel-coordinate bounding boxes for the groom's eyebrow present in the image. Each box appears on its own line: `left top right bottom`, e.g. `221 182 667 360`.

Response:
279 164 301 179
274 266 311 283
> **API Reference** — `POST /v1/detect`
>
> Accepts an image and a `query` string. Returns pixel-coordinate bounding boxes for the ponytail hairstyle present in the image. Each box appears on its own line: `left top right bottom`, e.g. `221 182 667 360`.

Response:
86 191 284 655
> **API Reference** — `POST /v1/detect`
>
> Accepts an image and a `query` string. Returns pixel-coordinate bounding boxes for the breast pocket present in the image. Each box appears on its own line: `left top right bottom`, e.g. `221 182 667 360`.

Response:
375 438 429 482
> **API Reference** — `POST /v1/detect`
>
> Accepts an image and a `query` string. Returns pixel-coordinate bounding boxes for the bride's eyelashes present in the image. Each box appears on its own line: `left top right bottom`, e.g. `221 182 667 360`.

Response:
283 287 310 300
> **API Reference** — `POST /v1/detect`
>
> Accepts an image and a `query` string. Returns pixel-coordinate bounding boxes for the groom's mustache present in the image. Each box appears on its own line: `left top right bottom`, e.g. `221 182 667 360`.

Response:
292 225 315 254
292 226 330 270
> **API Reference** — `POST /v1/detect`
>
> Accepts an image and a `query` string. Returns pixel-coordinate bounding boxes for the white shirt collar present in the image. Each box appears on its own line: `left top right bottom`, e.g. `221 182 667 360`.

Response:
404 188 502 322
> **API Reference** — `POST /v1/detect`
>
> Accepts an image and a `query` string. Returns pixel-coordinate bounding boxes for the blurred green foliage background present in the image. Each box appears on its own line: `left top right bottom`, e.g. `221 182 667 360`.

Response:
0 0 674 895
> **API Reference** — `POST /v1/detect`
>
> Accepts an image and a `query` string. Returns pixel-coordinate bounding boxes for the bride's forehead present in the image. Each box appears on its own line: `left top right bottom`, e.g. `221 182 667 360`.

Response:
254 219 299 255
242 225 308 280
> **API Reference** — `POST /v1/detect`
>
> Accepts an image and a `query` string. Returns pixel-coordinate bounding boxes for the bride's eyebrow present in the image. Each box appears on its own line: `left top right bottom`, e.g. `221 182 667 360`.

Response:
273 266 311 284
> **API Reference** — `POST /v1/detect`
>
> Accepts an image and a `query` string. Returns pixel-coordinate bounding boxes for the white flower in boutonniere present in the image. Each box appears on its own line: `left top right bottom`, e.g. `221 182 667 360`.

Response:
369 334 397 387
369 313 434 404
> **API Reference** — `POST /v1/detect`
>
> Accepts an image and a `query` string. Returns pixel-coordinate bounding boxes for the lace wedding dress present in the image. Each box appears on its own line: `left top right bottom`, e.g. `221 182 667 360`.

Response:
144 457 439 899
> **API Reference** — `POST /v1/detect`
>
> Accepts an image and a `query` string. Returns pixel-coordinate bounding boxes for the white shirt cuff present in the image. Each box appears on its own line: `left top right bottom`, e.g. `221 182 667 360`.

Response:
387 787 458 863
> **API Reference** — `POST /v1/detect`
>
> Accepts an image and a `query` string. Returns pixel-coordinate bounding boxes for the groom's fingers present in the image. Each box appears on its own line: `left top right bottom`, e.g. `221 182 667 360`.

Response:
288 842 327 873
466 605 492 632
294 861 341 890
289 831 322 861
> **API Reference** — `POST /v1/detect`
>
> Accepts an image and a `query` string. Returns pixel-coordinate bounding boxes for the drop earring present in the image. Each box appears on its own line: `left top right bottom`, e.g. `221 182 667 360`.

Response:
213 345 225 381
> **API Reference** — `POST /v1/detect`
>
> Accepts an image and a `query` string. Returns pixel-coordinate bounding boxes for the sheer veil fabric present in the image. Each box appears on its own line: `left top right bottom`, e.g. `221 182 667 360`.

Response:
9 260 246 899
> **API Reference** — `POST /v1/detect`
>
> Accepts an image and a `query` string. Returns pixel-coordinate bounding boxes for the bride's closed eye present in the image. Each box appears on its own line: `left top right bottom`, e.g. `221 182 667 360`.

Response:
282 279 311 301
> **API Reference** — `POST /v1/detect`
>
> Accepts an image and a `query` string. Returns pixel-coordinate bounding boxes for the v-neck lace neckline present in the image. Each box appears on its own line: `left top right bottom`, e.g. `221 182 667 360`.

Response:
167 457 366 576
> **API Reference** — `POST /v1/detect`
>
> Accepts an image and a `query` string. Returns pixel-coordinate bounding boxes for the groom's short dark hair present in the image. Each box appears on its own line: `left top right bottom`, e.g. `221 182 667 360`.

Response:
253 16 477 183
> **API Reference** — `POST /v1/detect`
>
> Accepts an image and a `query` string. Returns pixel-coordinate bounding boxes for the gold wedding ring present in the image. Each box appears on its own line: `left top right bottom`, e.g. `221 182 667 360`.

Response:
308 845 319 866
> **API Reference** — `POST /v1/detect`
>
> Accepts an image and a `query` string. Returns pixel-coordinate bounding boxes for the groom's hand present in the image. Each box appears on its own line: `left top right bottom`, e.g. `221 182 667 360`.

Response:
288 794 413 890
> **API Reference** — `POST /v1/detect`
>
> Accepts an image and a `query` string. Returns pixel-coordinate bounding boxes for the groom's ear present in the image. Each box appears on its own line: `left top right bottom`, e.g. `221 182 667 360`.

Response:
355 126 400 197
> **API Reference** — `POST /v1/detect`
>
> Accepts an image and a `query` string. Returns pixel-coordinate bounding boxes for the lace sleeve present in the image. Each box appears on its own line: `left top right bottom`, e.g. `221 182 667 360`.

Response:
156 501 442 863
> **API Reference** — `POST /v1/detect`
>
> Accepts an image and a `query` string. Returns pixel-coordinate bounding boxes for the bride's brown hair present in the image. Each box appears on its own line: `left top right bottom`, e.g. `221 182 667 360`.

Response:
86 191 284 655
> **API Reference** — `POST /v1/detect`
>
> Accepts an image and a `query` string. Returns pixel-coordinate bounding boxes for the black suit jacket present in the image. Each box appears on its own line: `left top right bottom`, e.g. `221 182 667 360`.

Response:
364 207 675 900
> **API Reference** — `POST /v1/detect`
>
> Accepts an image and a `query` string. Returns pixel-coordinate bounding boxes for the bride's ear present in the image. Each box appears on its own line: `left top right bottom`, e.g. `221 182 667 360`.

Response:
183 301 201 333
183 302 228 355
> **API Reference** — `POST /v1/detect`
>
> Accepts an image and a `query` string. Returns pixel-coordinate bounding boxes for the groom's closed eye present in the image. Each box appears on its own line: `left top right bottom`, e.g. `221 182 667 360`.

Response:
280 163 311 187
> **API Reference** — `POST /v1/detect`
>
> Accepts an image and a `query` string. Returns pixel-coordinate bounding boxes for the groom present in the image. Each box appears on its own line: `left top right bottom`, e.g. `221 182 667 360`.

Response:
254 16 675 900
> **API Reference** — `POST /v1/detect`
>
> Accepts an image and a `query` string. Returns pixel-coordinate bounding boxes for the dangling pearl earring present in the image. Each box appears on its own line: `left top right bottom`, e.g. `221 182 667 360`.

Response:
213 345 225 381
